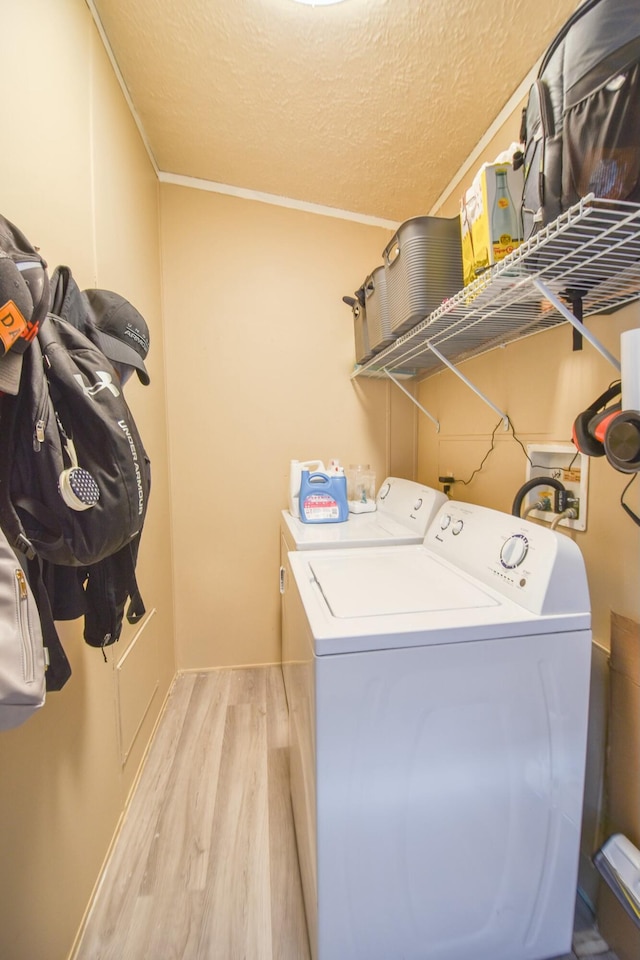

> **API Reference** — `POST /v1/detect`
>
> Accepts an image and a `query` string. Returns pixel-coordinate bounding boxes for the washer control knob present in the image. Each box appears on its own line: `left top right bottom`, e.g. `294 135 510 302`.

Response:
440 514 451 530
452 520 464 536
378 482 391 500
500 534 529 569
413 498 423 512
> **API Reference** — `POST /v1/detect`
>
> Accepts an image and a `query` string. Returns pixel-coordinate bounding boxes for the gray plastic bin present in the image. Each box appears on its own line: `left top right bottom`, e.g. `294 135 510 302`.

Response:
383 216 463 336
343 287 373 364
364 266 395 352
352 298 372 364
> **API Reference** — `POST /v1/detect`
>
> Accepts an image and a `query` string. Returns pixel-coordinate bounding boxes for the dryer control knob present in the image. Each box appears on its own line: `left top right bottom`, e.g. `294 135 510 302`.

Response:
440 514 451 530
378 482 391 499
500 534 529 569
413 498 423 511
452 520 464 535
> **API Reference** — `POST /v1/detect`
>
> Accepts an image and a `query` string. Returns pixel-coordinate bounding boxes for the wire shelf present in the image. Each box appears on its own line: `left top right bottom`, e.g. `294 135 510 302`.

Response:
351 196 640 380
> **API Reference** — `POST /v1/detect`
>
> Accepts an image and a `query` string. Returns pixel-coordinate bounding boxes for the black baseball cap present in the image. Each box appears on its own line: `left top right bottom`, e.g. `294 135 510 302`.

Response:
84 288 150 385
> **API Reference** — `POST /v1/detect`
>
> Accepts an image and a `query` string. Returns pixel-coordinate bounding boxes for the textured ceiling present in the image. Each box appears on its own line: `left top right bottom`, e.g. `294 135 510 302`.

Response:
91 0 582 223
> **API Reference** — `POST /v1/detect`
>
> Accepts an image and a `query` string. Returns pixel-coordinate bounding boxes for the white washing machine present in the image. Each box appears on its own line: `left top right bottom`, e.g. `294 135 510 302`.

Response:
283 500 592 960
280 478 446 710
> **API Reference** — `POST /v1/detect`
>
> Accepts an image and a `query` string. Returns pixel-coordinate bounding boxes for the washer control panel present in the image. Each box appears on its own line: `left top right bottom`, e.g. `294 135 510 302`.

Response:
375 478 447 535
425 501 589 616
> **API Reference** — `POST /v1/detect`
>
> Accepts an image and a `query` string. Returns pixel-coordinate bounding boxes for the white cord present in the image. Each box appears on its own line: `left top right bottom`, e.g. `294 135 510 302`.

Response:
551 508 577 530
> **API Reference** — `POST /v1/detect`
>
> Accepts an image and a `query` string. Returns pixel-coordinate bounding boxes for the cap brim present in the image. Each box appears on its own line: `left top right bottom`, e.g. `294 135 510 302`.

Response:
0 348 23 394
93 328 150 385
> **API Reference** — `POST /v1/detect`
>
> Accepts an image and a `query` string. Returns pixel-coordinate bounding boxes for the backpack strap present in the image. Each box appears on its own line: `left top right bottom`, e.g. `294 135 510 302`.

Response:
125 535 145 625
83 536 146 656
0 394 37 559
24 554 72 691
126 582 146 624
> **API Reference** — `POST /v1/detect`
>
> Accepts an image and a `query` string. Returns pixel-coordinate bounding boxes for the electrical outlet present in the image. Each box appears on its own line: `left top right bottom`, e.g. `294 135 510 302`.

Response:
525 443 589 531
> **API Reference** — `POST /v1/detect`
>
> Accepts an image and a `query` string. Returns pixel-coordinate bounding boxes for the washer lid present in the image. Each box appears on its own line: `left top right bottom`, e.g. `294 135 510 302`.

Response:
309 552 498 618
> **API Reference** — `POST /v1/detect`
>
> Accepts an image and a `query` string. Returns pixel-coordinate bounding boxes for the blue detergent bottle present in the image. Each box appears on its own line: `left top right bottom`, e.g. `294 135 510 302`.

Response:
298 470 349 524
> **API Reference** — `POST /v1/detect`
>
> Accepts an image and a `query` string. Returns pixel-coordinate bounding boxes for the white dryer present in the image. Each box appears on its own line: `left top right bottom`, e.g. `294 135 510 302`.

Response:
283 500 592 960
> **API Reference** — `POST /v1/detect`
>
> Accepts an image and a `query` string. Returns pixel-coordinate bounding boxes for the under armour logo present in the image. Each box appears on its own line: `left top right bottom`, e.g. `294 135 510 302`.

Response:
73 371 121 398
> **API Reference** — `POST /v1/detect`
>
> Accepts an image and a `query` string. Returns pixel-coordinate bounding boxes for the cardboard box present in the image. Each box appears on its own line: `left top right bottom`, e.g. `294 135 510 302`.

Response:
460 162 524 287
597 612 640 960
606 612 640 845
598 884 640 960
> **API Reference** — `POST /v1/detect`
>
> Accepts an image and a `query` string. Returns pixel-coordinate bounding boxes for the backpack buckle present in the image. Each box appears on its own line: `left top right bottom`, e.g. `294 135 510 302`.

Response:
15 533 36 560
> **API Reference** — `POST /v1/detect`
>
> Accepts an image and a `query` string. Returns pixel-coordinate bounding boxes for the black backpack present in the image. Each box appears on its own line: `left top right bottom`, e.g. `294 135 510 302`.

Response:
43 266 150 652
0 313 150 567
520 0 640 238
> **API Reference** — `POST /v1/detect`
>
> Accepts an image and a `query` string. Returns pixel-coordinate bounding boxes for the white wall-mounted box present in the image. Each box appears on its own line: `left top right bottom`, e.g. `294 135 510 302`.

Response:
525 443 589 532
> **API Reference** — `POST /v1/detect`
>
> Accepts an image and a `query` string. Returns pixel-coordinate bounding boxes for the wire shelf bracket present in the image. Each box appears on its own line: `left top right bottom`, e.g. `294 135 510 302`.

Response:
532 278 621 372
383 368 440 430
425 343 509 429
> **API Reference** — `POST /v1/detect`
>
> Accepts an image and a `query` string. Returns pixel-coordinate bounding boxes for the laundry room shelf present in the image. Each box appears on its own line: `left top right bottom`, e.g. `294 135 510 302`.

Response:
351 196 640 381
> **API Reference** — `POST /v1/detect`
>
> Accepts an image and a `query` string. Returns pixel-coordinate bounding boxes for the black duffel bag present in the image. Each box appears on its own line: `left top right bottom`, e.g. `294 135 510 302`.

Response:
520 0 640 238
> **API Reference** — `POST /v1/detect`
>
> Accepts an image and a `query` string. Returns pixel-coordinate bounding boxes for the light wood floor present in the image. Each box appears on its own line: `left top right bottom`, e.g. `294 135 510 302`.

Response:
75 666 310 960
74 666 617 960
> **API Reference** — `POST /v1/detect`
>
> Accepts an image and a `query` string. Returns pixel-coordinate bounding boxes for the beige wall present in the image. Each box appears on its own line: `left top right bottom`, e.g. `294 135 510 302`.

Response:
0 2 175 959
159 184 415 669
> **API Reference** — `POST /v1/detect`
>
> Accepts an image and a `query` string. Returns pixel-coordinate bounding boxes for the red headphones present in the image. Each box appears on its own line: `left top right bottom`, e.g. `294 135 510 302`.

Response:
573 382 640 473
572 383 622 457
